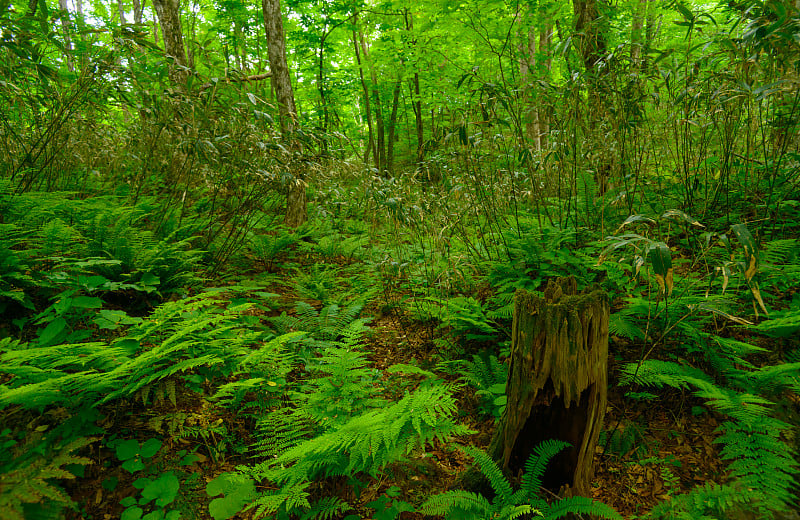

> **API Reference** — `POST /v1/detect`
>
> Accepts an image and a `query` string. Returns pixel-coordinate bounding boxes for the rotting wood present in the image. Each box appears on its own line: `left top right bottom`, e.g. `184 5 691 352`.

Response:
488 277 609 498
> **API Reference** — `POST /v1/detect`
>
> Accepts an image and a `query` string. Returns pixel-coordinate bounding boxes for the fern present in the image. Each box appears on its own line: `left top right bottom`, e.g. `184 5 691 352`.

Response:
264 384 471 483
419 442 621 520
299 496 351 520
447 350 508 418
624 359 799 517
252 407 313 459
0 294 265 410
0 436 95 520
270 301 369 349
609 311 645 340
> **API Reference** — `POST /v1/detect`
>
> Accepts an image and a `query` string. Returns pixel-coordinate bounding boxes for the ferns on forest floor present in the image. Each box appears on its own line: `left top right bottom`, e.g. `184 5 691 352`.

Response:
420 441 621 520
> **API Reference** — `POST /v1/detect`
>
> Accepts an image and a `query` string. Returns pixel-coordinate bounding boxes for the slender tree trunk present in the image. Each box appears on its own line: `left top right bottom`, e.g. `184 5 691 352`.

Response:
643 3 661 73
573 0 610 194
518 12 536 145
119 0 127 24
187 0 197 69
573 0 606 75
352 24 376 167
386 78 402 176
318 32 328 137
151 0 188 85
631 0 646 69
537 24 552 149
132 0 144 24
262 0 306 228
58 0 74 72
263 0 297 133
412 73 423 165
359 33 386 174
374 84 386 175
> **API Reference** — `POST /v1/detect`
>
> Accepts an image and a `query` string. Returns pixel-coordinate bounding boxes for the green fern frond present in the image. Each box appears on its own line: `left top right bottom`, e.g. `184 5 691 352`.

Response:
544 495 622 520
253 407 312 459
521 439 571 497
609 312 645 340
0 437 95 520
266 385 471 484
420 490 493 517
249 481 311 518
461 445 514 502
761 238 798 264
300 496 351 520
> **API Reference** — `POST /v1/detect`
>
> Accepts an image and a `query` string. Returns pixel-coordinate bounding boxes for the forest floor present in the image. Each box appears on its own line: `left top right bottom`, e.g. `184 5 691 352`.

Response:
53 243 752 520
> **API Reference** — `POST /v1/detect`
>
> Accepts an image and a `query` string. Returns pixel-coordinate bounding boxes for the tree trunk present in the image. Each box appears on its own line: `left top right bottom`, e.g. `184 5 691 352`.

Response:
262 0 306 227
374 84 386 175
263 0 296 133
572 0 606 74
573 0 610 194
58 0 74 72
631 0 646 69
151 0 188 85
488 278 609 498
317 31 329 140
132 0 144 24
352 20 376 168
118 0 127 24
412 73 423 165
643 4 661 73
359 33 386 174
386 77 402 176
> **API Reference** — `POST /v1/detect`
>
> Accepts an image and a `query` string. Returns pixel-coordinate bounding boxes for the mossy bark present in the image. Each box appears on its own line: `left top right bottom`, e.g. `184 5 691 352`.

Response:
488 277 609 498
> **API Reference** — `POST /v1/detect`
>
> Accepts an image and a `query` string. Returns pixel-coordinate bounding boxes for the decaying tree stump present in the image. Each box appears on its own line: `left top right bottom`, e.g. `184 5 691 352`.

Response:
488 277 609 498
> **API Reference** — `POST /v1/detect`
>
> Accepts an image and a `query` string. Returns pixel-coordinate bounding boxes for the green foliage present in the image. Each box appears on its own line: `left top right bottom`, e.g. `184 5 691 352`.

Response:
270 300 369 345
362 487 414 520
246 384 471 518
623 359 799 517
446 350 508 418
0 293 264 410
250 226 299 271
420 442 622 520
0 436 95 520
207 473 258 520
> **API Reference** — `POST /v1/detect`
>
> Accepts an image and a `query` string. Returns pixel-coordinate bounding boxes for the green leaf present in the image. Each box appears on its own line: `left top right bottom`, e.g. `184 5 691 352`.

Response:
121 497 138 507
661 209 704 227
38 317 67 345
731 223 758 281
73 296 103 308
102 476 119 491
116 439 141 461
121 506 144 520
207 473 257 520
122 459 146 473
141 472 180 507
140 273 161 287
648 243 673 296
140 438 162 458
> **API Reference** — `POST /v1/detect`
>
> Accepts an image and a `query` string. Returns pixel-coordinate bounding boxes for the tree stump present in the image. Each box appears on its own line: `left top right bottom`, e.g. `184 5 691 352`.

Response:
488 277 609 498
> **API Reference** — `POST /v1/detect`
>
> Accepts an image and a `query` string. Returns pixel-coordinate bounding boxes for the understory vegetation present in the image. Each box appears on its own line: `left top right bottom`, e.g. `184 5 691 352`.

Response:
1 0 799 519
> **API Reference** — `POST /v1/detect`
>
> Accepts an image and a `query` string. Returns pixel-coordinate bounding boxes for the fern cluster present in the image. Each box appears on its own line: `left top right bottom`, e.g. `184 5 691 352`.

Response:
622 358 799 518
444 350 508 418
244 384 471 518
0 435 95 520
0 294 264 410
420 441 622 520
